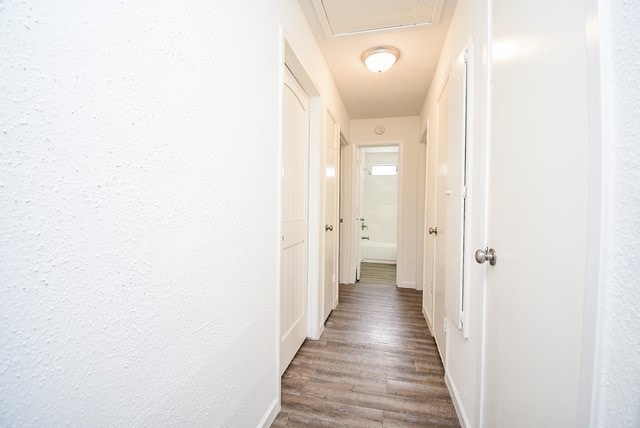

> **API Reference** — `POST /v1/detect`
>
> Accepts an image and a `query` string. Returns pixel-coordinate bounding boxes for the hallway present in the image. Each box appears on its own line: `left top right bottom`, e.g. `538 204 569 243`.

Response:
273 269 460 427
2 1 637 426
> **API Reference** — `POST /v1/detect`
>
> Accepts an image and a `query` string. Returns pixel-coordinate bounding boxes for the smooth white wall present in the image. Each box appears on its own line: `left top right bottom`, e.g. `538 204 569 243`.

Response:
591 0 640 425
0 2 283 426
351 116 421 289
419 0 489 425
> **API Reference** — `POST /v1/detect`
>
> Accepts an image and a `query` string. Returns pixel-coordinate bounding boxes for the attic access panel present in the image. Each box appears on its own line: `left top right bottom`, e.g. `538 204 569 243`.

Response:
312 0 444 38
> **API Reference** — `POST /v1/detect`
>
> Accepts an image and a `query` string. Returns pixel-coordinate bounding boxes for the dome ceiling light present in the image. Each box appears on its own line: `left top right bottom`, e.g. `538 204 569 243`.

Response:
362 46 400 73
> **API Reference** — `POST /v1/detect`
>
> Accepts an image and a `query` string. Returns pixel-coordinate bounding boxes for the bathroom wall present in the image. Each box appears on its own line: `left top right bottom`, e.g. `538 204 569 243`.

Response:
362 151 398 245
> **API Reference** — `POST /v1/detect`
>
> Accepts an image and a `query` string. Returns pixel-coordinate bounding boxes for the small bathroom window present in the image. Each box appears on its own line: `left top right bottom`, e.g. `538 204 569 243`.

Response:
371 164 398 176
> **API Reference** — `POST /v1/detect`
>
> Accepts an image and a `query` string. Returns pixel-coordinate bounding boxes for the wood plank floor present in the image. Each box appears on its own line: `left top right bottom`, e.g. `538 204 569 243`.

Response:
272 268 460 427
359 262 397 284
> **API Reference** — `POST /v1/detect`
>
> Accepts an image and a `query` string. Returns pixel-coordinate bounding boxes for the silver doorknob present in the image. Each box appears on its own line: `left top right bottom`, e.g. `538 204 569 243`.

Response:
475 248 497 266
325 224 333 231
428 227 438 235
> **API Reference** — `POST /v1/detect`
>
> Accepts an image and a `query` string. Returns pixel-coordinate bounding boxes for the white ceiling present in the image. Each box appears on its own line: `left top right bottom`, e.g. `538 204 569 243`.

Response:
298 0 457 119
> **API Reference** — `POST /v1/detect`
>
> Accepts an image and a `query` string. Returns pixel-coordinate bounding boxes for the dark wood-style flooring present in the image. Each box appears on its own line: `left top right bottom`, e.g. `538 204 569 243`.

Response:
272 264 460 427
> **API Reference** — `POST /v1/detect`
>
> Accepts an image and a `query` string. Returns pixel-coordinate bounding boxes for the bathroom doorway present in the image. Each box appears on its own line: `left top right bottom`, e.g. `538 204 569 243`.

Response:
358 146 399 284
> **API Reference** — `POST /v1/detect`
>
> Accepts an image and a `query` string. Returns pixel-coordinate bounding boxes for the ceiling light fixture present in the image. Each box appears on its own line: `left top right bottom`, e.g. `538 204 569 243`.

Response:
362 46 400 73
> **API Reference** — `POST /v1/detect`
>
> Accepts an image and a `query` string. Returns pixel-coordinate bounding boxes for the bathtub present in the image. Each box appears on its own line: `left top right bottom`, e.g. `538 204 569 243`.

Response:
360 241 397 264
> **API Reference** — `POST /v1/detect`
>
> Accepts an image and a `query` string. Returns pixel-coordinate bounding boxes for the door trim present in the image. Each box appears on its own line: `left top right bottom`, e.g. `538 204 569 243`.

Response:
576 0 605 425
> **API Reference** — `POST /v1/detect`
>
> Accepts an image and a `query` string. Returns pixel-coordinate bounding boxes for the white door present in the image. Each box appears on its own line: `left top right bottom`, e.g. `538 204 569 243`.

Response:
323 113 339 321
444 48 469 338
422 134 435 329
481 0 590 425
432 78 450 359
280 67 309 375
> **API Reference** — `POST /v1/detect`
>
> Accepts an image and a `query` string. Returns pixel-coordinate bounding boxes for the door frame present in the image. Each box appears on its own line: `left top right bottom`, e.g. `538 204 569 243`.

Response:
339 140 354 285
350 140 404 287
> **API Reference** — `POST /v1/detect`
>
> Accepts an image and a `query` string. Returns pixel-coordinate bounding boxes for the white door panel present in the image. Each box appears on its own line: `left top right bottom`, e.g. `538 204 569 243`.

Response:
482 0 589 425
282 219 305 248
280 67 309 375
445 49 469 337
424 122 437 330
323 113 339 321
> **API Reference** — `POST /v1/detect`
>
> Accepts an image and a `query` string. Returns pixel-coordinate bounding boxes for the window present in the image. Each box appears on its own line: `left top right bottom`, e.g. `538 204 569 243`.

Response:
371 164 397 176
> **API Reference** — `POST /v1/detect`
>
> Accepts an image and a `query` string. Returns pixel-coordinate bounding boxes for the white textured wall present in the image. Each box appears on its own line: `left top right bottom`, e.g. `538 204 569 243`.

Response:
0 1 281 426
351 116 421 288
594 0 640 425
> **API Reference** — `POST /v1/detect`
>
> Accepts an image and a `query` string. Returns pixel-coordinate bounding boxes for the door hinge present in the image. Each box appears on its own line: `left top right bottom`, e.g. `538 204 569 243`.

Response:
443 318 447 332
462 186 467 199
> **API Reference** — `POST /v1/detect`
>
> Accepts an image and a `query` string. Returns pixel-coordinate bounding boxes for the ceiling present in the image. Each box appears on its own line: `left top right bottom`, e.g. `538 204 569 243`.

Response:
298 0 457 119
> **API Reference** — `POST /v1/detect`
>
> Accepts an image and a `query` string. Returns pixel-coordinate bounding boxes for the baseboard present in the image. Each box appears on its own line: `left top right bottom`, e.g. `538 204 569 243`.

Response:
314 323 325 340
445 370 470 428
422 305 434 337
258 396 280 428
398 281 417 289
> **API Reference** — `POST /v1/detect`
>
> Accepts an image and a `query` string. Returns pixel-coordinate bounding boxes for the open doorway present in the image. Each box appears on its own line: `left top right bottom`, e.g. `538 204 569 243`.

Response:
357 146 399 284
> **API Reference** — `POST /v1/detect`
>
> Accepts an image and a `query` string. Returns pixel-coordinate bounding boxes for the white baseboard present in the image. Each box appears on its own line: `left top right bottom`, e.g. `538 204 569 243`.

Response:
445 370 470 428
258 396 280 428
313 323 325 340
398 281 417 289
422 305 434 337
